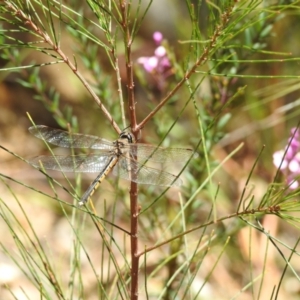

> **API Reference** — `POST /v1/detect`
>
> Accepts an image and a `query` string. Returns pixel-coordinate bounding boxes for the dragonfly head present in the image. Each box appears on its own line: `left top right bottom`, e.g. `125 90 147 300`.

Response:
119 132 134 144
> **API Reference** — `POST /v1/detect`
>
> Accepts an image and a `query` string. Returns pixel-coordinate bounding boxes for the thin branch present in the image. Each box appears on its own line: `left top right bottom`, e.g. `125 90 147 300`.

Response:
120 1 139 299
120 1 137 132
138 205 282 257
5 1 121 134
136 2 237 132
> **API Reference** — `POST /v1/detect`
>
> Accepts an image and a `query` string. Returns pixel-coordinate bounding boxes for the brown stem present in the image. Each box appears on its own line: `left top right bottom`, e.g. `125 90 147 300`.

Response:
120 1 139 299
129 183 139 300
120 6 137 132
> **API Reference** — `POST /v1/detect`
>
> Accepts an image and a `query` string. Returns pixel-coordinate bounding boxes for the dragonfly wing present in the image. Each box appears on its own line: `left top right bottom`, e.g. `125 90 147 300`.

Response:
29 155 113 173
113 157 182 186
29 125 114 150
125 144 195 164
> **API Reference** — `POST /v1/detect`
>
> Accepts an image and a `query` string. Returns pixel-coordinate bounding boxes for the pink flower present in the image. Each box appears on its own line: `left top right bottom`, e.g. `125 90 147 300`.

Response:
153 31 163 45
137 56 159 73
137 32 173 91
273 128 300 189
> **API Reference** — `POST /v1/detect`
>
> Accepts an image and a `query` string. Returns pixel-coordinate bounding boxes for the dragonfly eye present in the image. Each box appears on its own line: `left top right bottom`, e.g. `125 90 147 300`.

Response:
119 132 134 144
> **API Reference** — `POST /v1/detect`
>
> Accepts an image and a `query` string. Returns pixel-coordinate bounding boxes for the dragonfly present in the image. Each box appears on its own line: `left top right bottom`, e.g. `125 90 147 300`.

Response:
29 125 194 206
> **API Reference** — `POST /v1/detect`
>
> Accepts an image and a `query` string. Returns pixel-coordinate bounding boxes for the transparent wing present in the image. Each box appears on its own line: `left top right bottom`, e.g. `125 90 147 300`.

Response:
29 125 114 150
29 125 196 164
126 143 194 164
29 155 113 173
29 125 194 186
113 157 182 187
30 154 183 186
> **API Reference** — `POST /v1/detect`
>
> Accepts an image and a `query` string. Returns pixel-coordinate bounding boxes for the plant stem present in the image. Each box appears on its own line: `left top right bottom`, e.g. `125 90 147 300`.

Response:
130 183 139 300
120 1 139 298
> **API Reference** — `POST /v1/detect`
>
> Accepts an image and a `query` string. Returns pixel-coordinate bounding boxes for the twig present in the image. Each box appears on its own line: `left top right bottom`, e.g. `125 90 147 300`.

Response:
120 1 139 299
5 1 121 134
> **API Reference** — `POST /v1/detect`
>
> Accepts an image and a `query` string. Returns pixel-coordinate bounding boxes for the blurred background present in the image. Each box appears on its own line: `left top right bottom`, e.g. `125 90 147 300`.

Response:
1 0 300 299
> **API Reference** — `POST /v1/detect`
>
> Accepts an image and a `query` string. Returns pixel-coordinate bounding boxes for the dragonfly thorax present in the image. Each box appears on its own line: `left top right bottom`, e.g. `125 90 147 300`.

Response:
112 132 134 157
